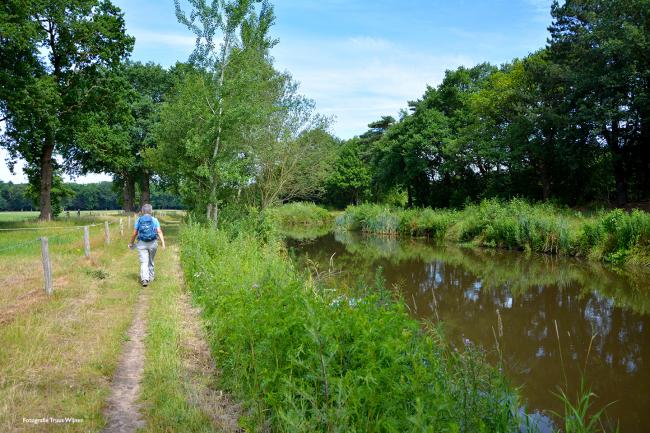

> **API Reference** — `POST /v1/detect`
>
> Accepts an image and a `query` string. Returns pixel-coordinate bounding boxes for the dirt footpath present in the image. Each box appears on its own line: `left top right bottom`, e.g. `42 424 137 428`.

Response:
102 291 149 433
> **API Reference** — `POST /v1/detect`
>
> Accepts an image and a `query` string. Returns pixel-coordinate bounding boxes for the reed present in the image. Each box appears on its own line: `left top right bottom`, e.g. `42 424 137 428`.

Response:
550 328 619 433
331 199 650 268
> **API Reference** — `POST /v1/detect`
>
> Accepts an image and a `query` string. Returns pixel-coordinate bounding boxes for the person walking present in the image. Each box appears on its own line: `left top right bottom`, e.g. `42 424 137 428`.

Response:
128 204 165 286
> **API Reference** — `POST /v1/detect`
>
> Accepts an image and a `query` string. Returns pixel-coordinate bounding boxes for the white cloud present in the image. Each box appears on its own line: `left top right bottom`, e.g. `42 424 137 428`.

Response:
347 36 395 51
525 0 554 22
273 36 474 138
130 29 196 48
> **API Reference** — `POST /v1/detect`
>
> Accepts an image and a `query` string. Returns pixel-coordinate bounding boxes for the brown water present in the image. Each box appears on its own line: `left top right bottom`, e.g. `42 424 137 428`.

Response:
285 229 650 433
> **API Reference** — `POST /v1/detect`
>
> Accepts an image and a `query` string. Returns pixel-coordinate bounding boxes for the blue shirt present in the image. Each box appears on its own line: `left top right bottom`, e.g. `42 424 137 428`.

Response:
134 216 161 231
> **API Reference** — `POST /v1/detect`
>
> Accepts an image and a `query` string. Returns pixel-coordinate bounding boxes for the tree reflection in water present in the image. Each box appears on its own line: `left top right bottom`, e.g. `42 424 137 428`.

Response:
286 231 650 433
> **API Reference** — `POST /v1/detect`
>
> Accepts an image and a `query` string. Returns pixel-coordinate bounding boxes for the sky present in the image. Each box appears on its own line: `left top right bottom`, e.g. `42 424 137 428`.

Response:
1 0 554 183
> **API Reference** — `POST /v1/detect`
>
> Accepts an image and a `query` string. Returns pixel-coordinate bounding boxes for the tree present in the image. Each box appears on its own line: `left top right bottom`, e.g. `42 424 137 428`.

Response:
114 62 173 212
248 75 335 209
170 0 277 223
0 0 133 220
325 137 372 206
549 0 650 205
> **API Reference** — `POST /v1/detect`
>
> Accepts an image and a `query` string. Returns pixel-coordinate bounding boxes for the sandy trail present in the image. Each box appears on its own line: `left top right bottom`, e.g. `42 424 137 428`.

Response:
102 290 148 433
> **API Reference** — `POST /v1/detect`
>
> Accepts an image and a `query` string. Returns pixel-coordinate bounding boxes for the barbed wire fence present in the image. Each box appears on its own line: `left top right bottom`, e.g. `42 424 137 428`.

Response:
0 218 127 297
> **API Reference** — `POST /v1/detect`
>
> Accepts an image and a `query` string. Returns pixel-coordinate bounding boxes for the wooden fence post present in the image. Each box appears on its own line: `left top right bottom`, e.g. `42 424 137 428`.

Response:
128 215 131 232
40 237 53 295
104 221 111 245
84 226 90 258
119 218 124 237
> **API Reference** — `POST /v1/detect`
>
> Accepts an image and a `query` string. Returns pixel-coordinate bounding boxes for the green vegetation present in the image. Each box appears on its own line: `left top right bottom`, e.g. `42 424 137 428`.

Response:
0 215 140 432
333 199 650 268
336 203 455 240
0 181 183 213
1 0 649 431
1 0 134 220
4 0 649 221
267 202 333 226
141 221 232 433
180 221 519 432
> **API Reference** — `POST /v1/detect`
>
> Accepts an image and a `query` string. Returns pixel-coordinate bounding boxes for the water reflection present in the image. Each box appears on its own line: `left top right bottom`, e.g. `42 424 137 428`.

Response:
286 231 650 433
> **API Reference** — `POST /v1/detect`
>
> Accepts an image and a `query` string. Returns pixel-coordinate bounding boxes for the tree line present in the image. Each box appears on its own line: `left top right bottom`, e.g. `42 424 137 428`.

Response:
1 0 336 221
323 0 650 209
0 181 182 212
2 0 648 221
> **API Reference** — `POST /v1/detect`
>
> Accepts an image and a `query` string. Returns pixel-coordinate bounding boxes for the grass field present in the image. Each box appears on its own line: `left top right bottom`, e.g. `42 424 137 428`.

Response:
0 209 184 223
0 213 140 432
0 212 230 432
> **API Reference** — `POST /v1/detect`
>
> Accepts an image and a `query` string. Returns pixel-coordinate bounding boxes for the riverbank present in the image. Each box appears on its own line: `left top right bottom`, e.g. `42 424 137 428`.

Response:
180 220 520 432
271 200 650 269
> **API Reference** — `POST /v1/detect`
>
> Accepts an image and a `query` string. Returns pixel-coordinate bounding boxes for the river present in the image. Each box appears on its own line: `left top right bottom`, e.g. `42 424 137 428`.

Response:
284 229 650 433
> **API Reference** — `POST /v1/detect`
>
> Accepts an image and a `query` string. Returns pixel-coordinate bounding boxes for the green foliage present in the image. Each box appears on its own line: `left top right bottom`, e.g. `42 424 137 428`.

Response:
0 181 183 212
551 377 619 433
335 199 650 268
324 137 372 207
335 204 455 240
0 0 134 219
180 224 520 432
266 202 332 226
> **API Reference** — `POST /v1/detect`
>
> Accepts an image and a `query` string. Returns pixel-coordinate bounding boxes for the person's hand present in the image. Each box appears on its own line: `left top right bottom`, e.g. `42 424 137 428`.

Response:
128 243 134 250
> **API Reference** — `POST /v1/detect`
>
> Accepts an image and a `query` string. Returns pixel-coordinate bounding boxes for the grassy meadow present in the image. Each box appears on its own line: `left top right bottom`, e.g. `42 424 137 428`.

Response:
0 212 139 432
0 212 220 432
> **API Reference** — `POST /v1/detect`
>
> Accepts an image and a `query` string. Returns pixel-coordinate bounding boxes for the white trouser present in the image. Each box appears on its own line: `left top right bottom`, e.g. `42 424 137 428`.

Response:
136 240 158 282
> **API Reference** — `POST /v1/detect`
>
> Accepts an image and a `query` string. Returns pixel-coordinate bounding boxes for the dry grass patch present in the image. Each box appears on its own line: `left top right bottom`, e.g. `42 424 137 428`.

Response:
0 227 141 433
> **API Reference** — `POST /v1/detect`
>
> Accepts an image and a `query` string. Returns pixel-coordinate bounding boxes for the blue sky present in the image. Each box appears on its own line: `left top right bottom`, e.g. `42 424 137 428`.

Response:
1 0 554 183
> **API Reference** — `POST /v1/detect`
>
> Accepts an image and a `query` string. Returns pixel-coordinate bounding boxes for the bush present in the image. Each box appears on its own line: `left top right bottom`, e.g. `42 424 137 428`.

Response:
181 224 520 432
267 202 332 226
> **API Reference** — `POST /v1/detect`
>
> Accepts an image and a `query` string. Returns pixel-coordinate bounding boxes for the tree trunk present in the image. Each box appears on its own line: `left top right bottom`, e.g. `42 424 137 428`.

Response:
38 139 55 221
540 160 552 201
605 122 628 206
122 175 136 213
612 152 628 207
140 171 151 207
640 117 650 199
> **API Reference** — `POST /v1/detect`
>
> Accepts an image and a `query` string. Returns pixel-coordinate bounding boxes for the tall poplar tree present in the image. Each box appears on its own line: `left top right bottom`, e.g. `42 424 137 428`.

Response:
172 0 276 224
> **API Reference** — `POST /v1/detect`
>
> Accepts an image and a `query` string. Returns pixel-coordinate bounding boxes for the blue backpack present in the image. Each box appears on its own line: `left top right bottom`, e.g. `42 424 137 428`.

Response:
137 215 158 241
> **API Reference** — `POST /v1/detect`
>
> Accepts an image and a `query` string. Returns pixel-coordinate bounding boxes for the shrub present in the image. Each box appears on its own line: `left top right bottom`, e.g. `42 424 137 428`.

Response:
267 202 332 226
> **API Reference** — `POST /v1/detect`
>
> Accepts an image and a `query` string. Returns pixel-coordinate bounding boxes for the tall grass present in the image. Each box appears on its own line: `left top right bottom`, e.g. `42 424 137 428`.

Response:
333 199 650 268
335 203 455 240
180 222 520 432
266 202 333 226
